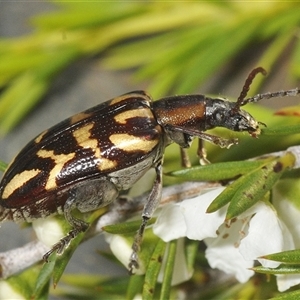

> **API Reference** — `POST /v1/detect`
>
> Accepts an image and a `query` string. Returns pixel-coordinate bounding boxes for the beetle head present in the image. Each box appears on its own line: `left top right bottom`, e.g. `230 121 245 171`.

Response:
205 67 270 137
205 99 262 137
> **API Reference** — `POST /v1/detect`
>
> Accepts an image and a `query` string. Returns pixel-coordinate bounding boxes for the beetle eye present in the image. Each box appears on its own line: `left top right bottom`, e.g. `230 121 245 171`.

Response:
215 112 225 122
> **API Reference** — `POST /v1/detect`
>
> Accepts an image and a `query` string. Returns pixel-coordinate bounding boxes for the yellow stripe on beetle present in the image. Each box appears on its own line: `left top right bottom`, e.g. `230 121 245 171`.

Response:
114 109 155 125
37 150 75 190
109 133 159 153
2 169 41 199
34 130 48 144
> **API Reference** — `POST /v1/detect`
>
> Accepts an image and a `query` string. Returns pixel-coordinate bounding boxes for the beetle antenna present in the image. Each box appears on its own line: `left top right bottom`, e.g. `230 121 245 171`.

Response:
242 88 300 105
234 67 267 111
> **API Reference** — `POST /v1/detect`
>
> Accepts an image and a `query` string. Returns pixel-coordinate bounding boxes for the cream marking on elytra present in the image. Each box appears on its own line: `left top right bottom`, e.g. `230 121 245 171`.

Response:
72 123 117 171
37 150 75 190
96 157 118 171
34 130 48 144
2 169 41 199
109 95 131 106
70 112 92 125
109 92 151 106
109 94 132 106
114 108 154 124
73 123 99 155
109 133 158 153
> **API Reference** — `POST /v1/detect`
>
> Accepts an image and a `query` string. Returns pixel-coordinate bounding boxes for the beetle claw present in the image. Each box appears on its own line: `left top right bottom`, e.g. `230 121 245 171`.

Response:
128 252 139 275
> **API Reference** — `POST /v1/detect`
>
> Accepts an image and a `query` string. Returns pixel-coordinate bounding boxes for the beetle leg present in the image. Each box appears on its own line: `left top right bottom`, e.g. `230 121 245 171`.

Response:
165 124 238 148
197 139 210 165
199 132 238 148
180 148 192 168
43 189 89 262
129 161 163 274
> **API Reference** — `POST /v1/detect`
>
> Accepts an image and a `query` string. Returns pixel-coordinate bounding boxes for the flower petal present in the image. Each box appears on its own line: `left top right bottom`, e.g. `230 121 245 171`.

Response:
273 187 300 248
0 281 24 300
153 187 226 242
180 187 226 240
32 216 64 248
239 202 294 269
276 274 300 292
272 186 300 291
153 204 187 242
205 218 254 283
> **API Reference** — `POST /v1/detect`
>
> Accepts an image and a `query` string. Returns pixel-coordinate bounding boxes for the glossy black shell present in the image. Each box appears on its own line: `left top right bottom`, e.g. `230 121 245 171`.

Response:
0 91 162 220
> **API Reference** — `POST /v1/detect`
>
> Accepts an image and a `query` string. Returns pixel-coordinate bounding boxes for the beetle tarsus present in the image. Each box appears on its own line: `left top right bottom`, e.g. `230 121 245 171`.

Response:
42 222 88 262
42 229 76 262
128 252 139 275
128 216 149 273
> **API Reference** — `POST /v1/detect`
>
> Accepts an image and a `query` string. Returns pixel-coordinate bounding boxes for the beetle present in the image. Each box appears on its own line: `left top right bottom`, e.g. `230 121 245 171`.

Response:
0 67 299 273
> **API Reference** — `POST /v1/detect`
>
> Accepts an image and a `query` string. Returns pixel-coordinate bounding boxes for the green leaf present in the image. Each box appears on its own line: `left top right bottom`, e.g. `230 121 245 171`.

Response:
0 47 80 133
32 3 145 30
32 258 55 299
57 274 131 298
185 240 201 273
51 232 85 287
102 31 177 70
169 158 273 181
260 249 300 264
262 124 300 136
0 52 50 86
94 277 130 295
249 28 295 94
174 19 261 94
0 74 49 134
253 264 300 275
0 2 300 134
270 290 300 300
160 240 177 300
142 239 166 300
62 273 107 288
0 160 7 172
259 4 300 38
207 152 295 215
4 267 43 299
206 173 251 213
206 157 276 213
126 275 144 300
103 218 156 235
291 38 300 78
226 152 295 220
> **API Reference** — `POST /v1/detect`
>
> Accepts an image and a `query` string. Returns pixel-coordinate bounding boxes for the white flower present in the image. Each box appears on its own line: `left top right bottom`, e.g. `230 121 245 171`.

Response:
153 186 296 288
204 216 255 283
105 233 146 276
153 187 226 242
32 215 65 248
106 234 192 284
238 202 294 268
0 281 25 300
272 183 300 292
